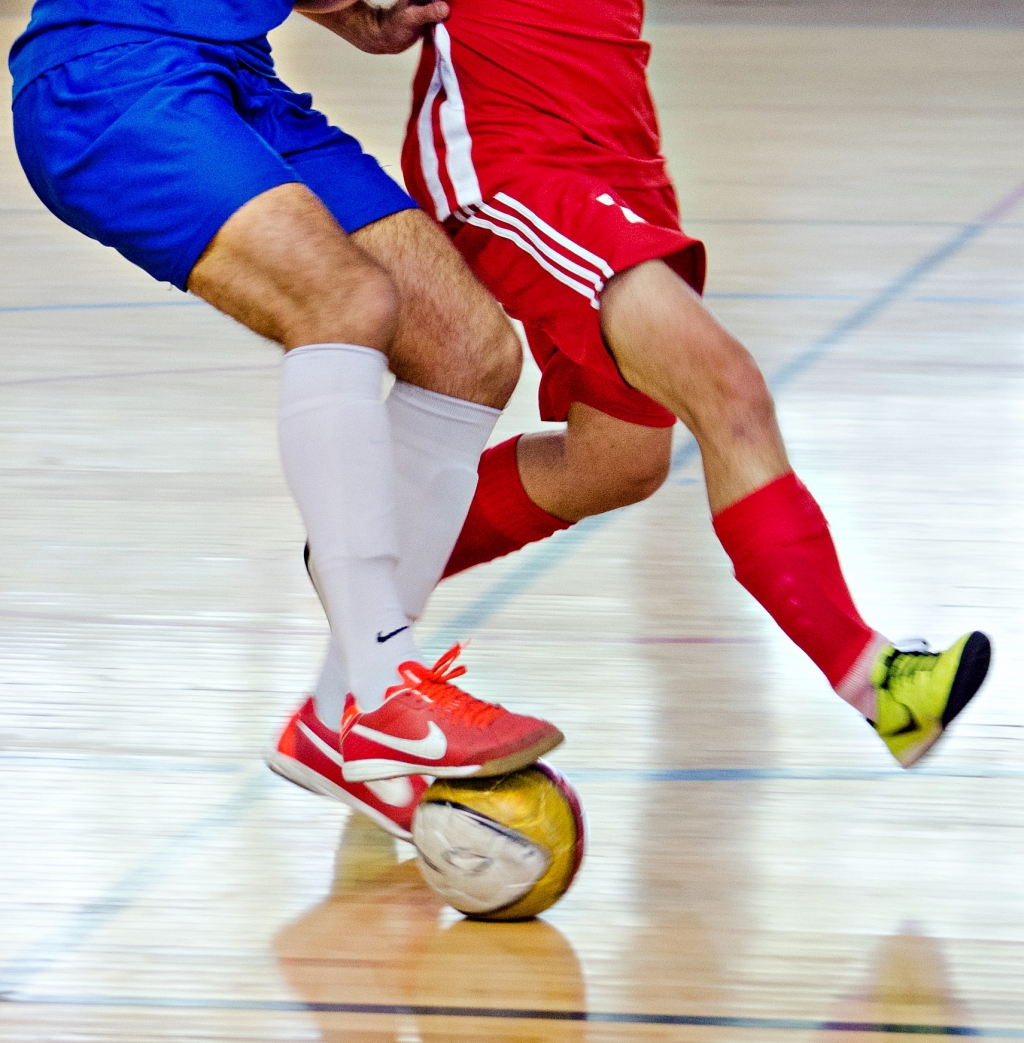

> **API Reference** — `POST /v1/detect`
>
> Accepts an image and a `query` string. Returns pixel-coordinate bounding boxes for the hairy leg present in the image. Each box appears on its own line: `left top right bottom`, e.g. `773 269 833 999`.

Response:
189 184 423 706
188 182 397 351
352 208 521 409
312 214 524 722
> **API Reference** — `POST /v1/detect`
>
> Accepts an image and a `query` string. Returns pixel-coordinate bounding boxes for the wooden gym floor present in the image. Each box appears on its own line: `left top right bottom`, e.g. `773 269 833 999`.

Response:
1 4 1023 1041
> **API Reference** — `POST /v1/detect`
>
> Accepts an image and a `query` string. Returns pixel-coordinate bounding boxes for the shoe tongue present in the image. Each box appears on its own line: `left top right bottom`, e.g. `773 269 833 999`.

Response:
894 637 931 653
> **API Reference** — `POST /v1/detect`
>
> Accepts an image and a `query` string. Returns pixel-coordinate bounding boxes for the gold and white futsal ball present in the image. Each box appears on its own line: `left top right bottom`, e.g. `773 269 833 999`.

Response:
412 762 585 921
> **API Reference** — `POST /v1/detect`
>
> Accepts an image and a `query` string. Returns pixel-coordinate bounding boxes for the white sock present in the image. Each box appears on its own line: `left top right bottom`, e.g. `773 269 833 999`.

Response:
279 343 420 712
313 380 499 727
389 380 501 618
313 640 350 730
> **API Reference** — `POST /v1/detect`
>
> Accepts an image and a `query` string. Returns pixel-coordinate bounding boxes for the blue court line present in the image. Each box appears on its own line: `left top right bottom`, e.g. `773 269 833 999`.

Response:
682 217 1024 229
0 362 278 389
566 765 1024 782
913 295 1024 306
3 752 1020 781
0 300 201 314
705 292 1024 305
0 752 244 774
0 770 267 998
708 291 862 301
5 995 1023 1036
5 292 1024 317
427 177 1024 647
5 208 1024 229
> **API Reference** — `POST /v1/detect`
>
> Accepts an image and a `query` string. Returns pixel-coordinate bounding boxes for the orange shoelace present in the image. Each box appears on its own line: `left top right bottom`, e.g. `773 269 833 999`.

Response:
388 644 504 729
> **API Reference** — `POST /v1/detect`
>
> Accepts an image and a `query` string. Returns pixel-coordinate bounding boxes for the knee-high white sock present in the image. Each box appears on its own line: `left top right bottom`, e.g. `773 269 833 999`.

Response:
389 380 501 617
313 380 500 728
279 343 419 711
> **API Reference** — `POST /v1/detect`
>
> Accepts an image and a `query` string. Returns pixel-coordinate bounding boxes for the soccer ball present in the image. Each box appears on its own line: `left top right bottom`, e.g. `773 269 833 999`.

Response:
411 761 585 921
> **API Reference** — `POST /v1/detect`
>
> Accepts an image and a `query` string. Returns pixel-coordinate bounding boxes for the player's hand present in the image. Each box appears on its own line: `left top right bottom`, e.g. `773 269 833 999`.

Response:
305 0 451 55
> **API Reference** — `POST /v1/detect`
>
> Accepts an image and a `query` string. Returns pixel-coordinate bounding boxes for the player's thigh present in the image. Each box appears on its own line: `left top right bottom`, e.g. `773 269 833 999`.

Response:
350 209 521 408
188 182 396 351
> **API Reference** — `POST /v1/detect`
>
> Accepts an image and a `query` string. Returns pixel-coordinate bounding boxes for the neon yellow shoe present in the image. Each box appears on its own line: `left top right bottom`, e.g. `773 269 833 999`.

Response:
873 632 991 767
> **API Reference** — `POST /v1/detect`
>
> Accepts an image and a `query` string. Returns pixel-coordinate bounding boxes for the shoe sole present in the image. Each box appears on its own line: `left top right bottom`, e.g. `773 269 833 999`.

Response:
342 729 566 783
266 752 414 841
898 631 992 768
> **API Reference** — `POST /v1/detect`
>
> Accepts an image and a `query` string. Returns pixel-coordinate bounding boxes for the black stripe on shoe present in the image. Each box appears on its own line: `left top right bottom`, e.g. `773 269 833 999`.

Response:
941 631 992 728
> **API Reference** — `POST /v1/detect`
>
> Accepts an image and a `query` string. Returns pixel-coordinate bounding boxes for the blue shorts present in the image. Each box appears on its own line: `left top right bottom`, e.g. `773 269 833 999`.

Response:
12 35 417 290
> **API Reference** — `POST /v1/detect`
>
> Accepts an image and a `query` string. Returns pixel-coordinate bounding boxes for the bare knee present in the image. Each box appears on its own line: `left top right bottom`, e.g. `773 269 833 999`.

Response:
470 311 522 405
351 208 522 408
280 260 400 351
568 426 671 512
707 348 779 445
617 439 672 504
519 406 672 521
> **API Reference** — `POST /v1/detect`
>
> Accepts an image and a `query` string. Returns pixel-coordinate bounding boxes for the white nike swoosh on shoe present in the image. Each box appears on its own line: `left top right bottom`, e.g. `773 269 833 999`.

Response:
350 721 448 761
365 777 416 806
298 720 345 769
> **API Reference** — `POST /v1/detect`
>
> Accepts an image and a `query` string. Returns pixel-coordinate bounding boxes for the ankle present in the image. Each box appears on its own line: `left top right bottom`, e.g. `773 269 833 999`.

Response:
835 632 892 721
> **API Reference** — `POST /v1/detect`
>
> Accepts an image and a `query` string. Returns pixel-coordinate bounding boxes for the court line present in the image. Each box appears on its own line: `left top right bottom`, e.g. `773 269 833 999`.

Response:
647 13 1024 31
0 363 278 389
705 292 1024 305
0 752 246 774
4 209 1023 228
0 300 202 314
681 218 1024 229
0 770 268 998
426 176 1024 647
4 750 1022 782
5 291 1024 321
0 605 761 642
4 994 1022 1036
0 606 324 634
913 295 1024 305
566 765 1024 782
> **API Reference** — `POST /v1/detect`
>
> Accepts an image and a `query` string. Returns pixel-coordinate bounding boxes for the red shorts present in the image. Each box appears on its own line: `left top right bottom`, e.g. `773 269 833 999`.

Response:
445 170 706 427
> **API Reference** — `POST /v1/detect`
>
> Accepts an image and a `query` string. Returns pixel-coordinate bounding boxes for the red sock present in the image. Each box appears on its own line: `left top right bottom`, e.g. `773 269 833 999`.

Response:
712 472 875 689
443 436 571 579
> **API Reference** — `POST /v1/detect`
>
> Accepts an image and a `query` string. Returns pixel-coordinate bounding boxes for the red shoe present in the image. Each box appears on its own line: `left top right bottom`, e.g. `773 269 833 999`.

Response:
268 694 427 841
341 645 564 782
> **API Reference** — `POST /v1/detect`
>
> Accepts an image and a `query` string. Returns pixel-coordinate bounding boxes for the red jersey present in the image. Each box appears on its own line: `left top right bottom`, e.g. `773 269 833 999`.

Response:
402 0 671 222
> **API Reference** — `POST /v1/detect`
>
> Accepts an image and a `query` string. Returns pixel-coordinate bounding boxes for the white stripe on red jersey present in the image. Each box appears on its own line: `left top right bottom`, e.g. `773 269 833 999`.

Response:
415 25 481 221
477 200 603 289
463 193 615 310
493 192 615 280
